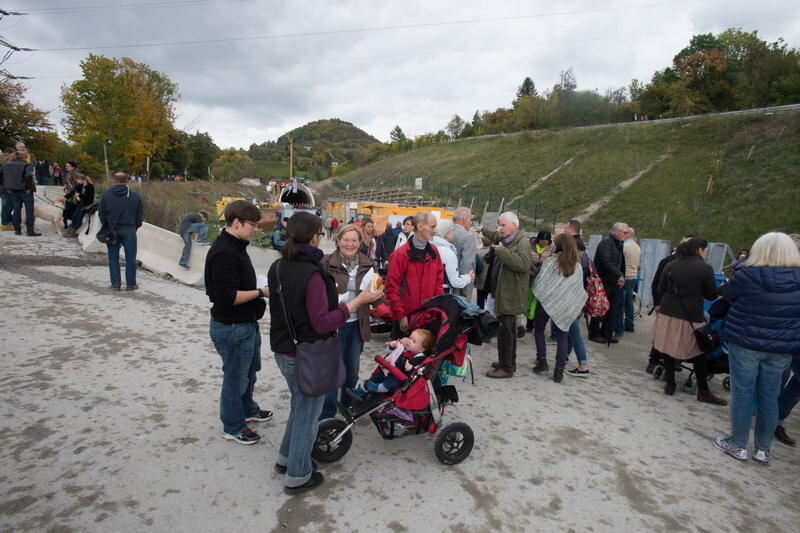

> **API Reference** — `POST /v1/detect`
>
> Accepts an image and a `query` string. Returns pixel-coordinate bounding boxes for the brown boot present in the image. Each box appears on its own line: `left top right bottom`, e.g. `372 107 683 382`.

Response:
486 367 513 379
697 389 728 406
491 361 501 369
664 382 676 396
64 227 78 238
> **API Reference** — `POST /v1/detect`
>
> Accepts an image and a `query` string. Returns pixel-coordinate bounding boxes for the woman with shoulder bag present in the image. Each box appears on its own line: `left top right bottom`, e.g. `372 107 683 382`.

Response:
268 213 382 493
713 232 800 464
652 238 725 404
318 224 378 420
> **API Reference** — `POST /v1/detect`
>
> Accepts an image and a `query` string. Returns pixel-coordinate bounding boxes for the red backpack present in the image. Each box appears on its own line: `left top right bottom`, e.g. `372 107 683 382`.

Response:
584 262 610 317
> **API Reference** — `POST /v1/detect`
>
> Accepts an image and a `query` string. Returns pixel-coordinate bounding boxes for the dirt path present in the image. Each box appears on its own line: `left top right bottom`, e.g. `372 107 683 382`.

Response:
576 153 670 223
508 156 576 206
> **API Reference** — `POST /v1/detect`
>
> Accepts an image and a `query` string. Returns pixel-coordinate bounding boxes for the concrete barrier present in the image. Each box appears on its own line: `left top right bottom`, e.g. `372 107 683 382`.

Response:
77 212 280 287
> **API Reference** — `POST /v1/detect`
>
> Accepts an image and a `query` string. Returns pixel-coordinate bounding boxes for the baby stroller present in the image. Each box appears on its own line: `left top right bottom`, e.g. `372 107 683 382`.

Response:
313 294 499 465
652 299 731 393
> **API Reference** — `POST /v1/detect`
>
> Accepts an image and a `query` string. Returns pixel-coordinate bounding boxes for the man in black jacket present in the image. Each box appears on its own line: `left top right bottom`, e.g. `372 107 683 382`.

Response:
205 200 272 445
0 152 40 236
589 222 629 343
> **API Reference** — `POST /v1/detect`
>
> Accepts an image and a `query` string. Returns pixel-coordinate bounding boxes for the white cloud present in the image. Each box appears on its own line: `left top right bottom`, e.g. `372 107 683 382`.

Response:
4 0 799 148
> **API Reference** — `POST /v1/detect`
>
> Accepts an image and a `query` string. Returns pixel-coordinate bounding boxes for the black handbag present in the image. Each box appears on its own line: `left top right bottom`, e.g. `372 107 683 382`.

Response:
96 222 117 245
275 260 344 397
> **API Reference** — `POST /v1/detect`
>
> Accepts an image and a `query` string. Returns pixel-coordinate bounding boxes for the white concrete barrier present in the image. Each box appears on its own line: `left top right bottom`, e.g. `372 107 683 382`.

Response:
78 212 280 287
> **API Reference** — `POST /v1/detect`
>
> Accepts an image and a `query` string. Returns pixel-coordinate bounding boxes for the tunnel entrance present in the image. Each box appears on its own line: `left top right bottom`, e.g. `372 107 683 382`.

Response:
279 184 314 207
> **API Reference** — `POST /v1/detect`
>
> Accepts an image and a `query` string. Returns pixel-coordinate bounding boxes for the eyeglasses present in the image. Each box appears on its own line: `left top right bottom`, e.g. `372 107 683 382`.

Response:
244 221 258 228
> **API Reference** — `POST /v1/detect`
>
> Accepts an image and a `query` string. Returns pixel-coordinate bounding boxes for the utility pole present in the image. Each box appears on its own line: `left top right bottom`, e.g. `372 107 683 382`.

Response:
287 135 294 179
102 138 111 181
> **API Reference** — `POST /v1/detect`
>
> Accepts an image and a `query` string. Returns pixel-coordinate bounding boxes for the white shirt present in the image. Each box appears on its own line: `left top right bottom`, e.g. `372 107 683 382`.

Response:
432 236 471 289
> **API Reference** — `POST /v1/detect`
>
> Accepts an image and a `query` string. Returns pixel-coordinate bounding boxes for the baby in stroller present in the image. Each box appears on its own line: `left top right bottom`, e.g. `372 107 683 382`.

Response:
361 329 435 394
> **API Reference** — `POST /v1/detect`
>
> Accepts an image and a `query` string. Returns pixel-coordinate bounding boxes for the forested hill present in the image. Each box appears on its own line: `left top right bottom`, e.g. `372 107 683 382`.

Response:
334 107 800 251
277 119 379 149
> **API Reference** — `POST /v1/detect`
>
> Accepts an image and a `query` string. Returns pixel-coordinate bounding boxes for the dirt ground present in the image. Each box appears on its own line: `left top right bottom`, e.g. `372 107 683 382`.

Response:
1 224 798 532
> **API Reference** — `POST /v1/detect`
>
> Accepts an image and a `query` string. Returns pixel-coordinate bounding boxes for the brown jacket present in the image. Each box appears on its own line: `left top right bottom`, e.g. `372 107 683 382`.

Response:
321 250 373 342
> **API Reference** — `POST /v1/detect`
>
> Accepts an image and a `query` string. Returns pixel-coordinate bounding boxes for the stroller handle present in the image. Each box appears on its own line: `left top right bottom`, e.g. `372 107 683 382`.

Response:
374 355 409 383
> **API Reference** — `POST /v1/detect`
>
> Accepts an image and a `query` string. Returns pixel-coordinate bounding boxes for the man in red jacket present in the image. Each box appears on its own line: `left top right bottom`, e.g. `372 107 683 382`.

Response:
385 211 444 339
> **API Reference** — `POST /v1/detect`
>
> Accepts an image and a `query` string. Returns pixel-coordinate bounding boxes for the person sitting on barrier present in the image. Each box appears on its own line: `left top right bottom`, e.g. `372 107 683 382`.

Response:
64 174 95 238
360 329 435 394
178 210 210 269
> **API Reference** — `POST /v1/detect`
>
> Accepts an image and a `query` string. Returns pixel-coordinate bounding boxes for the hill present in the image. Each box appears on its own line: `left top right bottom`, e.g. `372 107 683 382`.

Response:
334 108 800 250
277 118 380 151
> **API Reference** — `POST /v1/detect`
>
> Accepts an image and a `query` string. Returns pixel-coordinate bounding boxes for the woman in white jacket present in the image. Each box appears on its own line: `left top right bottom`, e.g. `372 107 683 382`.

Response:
432 219 475 293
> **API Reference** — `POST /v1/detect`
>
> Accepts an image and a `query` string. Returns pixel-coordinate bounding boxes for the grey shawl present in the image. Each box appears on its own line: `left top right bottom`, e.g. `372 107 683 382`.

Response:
533 256 586 331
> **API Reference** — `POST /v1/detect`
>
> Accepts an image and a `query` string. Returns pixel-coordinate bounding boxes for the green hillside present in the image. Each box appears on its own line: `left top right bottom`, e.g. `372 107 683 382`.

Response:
335 108 800 250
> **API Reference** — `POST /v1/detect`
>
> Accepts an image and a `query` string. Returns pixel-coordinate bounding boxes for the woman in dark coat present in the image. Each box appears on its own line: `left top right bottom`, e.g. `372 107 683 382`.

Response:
64 173 95 236
713 232 800 464
652 238 726 404
268 213 382 493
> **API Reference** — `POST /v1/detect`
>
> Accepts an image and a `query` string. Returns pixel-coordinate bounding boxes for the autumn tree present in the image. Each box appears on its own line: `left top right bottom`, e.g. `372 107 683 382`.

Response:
211 149 255 181
0 79 58 155
446 114 465 139
61 54 178 177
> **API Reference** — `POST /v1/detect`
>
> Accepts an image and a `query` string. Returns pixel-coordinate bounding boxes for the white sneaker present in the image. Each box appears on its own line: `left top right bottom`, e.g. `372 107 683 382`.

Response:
713 436 748 461
752 448 770 464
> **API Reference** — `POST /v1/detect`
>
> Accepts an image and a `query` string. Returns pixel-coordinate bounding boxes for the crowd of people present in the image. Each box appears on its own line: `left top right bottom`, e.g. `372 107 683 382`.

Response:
199 199 800 494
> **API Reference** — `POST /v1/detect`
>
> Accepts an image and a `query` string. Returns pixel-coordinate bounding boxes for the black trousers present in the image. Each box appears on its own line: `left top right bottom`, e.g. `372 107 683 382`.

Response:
589 281 622 340
496 314 518 373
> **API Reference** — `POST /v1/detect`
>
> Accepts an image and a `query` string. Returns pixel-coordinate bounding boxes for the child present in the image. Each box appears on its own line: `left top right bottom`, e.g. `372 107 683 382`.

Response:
363 329 435 394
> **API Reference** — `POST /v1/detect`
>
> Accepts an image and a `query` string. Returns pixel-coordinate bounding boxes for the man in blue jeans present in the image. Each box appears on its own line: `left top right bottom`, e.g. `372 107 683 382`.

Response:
178 210 209 269
99 172 143 290
205 200 272 445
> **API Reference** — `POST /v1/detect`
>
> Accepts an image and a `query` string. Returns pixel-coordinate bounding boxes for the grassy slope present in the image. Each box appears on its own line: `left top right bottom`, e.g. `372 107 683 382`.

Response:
338 109 800 250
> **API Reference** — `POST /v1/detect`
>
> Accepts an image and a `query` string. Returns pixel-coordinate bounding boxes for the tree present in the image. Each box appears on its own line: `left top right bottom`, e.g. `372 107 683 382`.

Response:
0 80 57 155
515 76 537 102
61 54 178 176
389 125 407 143
211 149 255 182
446 114 465 139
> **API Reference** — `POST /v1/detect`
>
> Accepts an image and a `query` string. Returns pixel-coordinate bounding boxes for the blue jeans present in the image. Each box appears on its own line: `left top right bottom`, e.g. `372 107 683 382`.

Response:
209 320 262 435
275 353 325 488
0 189 12 225
179 223 208 266
617 278 638 333
728 343 792 450
106 228 138 288
320 320 363 420
567 317 588 365
778 354 800 424
69 204 90 229
10 190 34 233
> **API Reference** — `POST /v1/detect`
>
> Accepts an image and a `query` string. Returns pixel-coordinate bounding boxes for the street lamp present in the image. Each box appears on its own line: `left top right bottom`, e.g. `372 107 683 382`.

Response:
102 138 112 181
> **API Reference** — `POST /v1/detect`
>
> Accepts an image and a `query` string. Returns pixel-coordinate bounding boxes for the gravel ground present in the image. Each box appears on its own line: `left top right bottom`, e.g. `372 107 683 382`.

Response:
1 221 798 532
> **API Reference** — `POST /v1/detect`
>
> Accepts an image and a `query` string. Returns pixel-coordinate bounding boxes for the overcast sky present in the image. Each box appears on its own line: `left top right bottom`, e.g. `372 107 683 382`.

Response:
3 0 799 148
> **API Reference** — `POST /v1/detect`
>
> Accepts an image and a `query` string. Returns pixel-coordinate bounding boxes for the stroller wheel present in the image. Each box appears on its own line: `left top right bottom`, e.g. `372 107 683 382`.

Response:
653 365 663 380
434 422 474 465
723 376 731 391
312 419 353 463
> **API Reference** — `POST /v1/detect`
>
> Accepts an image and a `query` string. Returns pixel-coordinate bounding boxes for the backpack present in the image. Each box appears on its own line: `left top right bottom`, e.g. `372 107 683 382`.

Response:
584 262 610 317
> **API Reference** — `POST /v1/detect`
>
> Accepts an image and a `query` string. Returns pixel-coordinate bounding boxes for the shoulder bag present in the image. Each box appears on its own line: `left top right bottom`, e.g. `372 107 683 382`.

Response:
275 260 344 397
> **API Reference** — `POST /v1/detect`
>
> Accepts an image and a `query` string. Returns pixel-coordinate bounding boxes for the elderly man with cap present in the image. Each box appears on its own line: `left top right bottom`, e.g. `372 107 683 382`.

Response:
482 212 531 378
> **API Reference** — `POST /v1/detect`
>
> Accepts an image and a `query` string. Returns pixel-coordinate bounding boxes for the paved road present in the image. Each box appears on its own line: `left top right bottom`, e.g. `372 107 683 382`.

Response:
1 222 798 532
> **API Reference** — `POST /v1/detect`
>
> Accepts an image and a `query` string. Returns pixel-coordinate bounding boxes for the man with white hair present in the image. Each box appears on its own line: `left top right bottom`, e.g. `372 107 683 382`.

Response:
482 212 531 378
451 207 477 297
589 221 629 344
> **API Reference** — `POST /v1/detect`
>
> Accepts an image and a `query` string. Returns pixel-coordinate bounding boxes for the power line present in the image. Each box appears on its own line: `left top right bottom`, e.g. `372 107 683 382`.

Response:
23 15 799 81
32 0 708 52
7 0 251 15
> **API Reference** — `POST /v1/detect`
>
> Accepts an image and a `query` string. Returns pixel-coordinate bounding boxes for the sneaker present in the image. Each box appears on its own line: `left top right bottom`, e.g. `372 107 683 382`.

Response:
26 231 42 237
110 285 121 291
565 367 590 377
197 241 209 245
125 285 138 291
222 427 260 445
245 410 273 423
284 471 324 494
179 263 190 270
752 448 770 464
713 436 748 461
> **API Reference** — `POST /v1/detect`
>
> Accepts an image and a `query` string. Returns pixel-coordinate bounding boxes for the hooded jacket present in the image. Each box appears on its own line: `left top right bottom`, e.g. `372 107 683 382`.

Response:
99 184 143 230
721 266 800 354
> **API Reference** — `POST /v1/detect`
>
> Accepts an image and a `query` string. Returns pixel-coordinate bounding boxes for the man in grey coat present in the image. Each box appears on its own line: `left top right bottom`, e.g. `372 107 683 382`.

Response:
451 207 477 297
